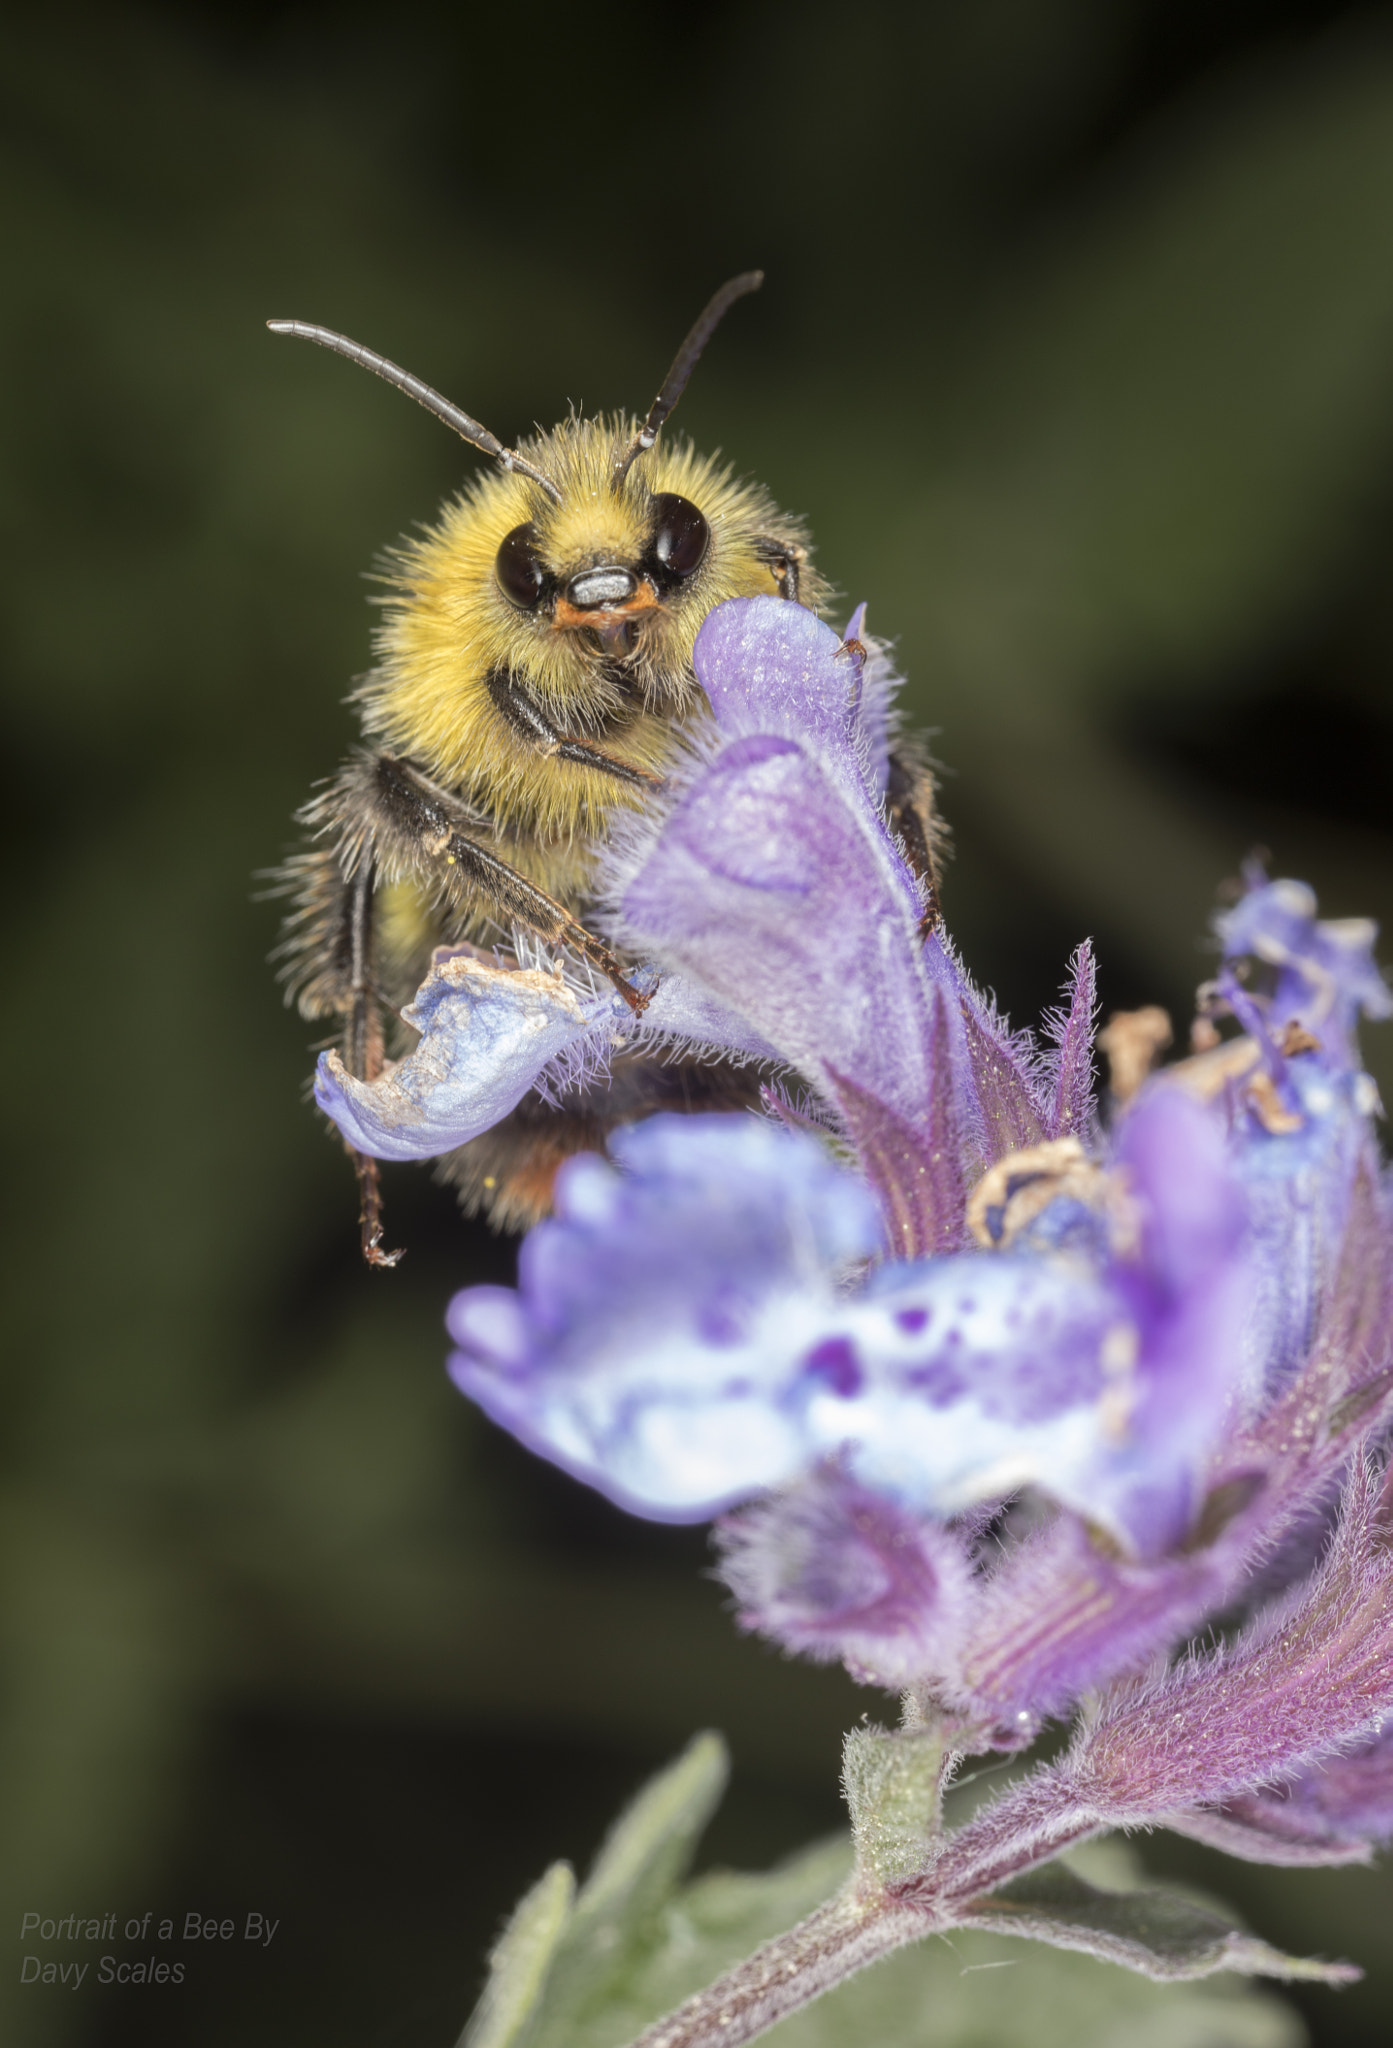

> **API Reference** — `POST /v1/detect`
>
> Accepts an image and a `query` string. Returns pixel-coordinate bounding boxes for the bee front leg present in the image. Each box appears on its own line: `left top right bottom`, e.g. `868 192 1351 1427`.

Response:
369 755 653 1014
271 825 405 1268
484 669 664 790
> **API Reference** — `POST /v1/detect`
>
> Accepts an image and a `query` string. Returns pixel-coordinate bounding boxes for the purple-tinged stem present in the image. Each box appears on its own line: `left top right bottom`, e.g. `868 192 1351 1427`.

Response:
618 1891 930 2048
618 1760 1108 2048
909 1768 1098 1907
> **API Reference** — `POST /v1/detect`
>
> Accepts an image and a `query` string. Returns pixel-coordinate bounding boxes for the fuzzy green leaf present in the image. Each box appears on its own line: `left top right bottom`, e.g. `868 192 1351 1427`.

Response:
962 1843 1358 1988
459 1860 575 2048
455 1754 1308 2048
525 1732 730 2048
842 1723 947 1889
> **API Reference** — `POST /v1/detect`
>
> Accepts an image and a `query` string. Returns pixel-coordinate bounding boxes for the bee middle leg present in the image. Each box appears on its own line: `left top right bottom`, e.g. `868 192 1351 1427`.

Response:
885 742 943 937
752 534 807 603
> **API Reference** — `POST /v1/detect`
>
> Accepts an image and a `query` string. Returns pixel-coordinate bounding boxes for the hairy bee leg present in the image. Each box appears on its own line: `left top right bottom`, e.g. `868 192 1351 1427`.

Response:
370 755 653 1014
885 744 943 938
751 534 806 603
484 669 664 788
344 854 405 1269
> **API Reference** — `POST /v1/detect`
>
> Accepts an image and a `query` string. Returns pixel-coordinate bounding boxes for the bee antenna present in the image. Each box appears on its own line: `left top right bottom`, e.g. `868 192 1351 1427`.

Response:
265 320 564 503
613 271 764 484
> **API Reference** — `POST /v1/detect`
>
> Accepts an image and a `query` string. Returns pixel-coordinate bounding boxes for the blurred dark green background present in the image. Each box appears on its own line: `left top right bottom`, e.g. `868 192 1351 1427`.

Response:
4 4 1393 2044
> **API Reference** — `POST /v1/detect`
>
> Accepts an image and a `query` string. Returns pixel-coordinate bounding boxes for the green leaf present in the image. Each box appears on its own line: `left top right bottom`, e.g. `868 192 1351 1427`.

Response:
525 1732 731 2048
459 1861 575 2048
842 1723 947 1889
455 1752 1311 2048
962 1841 1359 1988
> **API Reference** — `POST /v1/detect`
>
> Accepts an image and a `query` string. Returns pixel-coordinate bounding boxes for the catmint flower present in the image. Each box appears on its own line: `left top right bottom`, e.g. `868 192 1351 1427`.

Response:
311 591 1393 2036
318 593 1393 1863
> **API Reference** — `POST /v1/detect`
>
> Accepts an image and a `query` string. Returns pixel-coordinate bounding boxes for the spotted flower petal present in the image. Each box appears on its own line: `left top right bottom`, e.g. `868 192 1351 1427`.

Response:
447 1088 1251 1554
447 1115 882 1519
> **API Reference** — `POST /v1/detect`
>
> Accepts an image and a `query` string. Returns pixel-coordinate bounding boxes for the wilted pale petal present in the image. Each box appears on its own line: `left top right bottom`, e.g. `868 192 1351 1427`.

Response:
314 944 780 1163
314 951 627 1161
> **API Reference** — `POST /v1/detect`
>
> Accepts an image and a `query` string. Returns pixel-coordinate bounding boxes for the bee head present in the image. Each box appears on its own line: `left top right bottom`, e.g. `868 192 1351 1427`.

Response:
269 276 764 666
487 273 765 657
491 473 713 657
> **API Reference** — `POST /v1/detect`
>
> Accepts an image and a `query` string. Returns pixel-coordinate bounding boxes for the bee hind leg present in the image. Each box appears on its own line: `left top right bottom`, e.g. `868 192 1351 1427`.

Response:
272 825 405 1268
343 857 405 1268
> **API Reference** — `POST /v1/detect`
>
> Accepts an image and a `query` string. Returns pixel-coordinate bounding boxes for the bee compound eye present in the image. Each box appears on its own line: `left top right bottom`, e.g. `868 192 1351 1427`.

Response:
650 493 710 579
495 523 548 608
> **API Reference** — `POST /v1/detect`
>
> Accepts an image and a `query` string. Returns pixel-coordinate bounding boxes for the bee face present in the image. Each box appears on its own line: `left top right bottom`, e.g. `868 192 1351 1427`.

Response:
500 485 710 648
494 440 709 657
366 414 813 817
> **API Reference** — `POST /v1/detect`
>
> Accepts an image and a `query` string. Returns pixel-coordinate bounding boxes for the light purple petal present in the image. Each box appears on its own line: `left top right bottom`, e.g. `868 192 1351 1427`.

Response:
621 733 941 1131
447 1114 883 1520
838 602 900 797
1101 1090 1253 1554
827 993 967 1257
446 1096 1253 1553
693 596 890 807
1217 872 1392 1070
715 1462 975 1689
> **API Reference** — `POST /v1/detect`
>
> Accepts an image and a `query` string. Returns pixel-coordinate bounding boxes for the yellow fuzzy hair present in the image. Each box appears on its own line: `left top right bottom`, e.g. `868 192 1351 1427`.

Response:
360 417 823 887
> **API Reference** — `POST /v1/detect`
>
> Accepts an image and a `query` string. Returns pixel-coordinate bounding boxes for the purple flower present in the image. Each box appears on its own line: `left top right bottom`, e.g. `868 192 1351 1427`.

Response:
327 595 1393 1895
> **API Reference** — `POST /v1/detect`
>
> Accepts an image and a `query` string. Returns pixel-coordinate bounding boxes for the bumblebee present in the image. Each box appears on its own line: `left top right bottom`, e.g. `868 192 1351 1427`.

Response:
270 276 939 1264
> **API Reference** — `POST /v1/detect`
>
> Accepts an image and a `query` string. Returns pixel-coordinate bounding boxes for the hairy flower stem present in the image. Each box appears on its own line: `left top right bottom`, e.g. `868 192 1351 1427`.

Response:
619 1772 1099 2048
619 1891 929 2048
